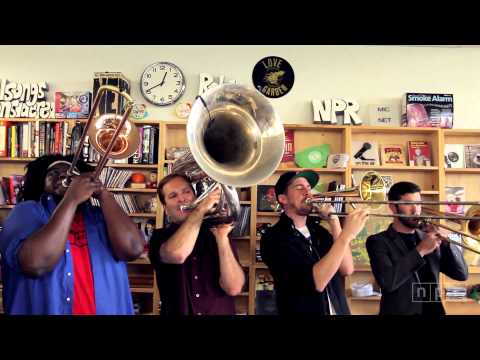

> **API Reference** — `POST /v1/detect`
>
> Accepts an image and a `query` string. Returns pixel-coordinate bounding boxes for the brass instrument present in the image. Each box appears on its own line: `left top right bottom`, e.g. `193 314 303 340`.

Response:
306 171 480 255
62 85 139 187
173 83 285 224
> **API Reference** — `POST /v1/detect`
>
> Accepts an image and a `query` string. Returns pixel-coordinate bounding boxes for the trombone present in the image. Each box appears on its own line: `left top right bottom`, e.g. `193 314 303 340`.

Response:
62 85 140 187
305 171 480 255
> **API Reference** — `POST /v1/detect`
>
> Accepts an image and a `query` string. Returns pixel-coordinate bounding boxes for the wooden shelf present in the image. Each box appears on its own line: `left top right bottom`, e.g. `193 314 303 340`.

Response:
445 168 480 174
163 160 176 164
469 266 480 274
106 188 157 193
352 126 439 134
255 262 268 269
353 264 372 272
0 157 34 162
163 121 187 128
128 213 156 218
349 296 382 301
351 165 438 171
444 129 480 136
0 118 74 123
128 257 151 265
445 298 477 303
257 212 281 217
239 201 251 205
421 191 440 195
102 163 158 169
0 205 15 209
275 167 346 173
284 123 347 131
130 287 154 294
232 236 250 240
240 260 251 267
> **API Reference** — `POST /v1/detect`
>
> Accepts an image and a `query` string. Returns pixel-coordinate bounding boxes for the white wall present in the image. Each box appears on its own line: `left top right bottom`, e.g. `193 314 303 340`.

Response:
1 45 480 128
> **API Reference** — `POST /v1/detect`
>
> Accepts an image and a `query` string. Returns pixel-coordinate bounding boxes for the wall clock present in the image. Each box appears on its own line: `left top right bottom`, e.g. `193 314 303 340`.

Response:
140 62 186 106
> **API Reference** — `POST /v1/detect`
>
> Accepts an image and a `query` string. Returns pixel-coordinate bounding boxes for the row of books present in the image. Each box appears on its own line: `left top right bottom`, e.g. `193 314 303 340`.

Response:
445 144 480 168
0 120 71 158
0 175 24 205
0 121 160 166
352 140 432 166
129 125 159 165
99 168 132 189
231 206 251 237
91 193 144 214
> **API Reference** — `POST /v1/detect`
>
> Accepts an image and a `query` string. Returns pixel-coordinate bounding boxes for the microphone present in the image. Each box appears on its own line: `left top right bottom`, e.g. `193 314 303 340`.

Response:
354 142 372 159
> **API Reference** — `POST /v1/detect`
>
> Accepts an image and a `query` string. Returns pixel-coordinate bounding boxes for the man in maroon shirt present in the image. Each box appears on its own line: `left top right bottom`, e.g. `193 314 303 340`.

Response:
148 174 245 316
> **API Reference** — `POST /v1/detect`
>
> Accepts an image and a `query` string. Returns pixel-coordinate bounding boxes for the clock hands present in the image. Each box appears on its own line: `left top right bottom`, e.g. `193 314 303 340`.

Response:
146 72 168 92
160 72 167 86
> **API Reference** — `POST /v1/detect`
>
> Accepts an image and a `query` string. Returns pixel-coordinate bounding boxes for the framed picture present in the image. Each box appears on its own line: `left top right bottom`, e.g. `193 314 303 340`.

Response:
257 185 280 212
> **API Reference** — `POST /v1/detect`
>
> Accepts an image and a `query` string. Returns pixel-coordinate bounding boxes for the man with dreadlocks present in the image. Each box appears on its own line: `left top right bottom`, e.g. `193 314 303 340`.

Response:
0 154 145 315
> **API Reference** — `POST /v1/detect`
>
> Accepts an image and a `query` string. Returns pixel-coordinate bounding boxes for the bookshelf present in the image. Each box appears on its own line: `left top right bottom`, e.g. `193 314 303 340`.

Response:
2 119 480 315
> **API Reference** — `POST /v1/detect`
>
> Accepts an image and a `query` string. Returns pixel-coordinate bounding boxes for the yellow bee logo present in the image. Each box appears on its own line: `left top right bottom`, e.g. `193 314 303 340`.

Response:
264 70 285 86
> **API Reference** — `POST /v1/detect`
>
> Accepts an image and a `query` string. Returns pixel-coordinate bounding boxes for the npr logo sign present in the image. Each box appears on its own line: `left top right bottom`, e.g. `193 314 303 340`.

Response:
312 98 362 125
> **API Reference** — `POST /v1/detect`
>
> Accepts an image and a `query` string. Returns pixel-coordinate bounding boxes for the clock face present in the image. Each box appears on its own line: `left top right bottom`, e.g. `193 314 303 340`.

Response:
140 62 186 106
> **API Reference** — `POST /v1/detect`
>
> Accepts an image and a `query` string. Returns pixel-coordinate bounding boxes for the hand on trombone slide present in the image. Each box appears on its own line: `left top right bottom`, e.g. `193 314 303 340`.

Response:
417 222 450 256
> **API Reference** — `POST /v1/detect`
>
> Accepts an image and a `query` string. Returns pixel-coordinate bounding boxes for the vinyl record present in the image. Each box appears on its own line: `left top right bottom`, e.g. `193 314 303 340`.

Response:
447 151 459 163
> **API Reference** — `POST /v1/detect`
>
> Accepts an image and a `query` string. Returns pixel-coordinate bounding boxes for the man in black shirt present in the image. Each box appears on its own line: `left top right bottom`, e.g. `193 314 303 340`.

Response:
148 173 245 316
366 181 468 315
260 170 369 315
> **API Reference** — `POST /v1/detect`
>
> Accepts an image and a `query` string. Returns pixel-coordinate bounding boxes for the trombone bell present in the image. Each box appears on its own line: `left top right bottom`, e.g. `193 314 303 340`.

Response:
87 113 140 159
466 205 480 236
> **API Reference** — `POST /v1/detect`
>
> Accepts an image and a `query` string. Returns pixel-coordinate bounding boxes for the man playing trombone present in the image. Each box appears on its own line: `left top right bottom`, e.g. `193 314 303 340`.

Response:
366 181 468 315
260 170 369 315
0 154 145 315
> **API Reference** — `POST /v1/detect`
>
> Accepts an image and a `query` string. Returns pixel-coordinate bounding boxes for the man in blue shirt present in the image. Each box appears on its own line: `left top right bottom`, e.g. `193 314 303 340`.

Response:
0 154 145 315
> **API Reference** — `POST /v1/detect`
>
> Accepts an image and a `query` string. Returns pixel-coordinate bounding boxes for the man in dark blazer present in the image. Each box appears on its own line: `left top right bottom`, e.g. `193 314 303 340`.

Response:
366 181 468 315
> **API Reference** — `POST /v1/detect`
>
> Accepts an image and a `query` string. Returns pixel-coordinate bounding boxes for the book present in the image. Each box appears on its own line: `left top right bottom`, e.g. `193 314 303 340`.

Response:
7 175 24 205
257 185 280 212
401 93 453 128
279 129 295 168
444 144 465 168
0 120 7 157
407 140 431 166
445 186 465 215
380 144 406 165
351 140 379 165
464 144 480 168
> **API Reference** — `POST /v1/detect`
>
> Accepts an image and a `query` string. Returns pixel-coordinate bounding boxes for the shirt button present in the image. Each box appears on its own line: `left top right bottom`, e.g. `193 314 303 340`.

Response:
66 249 70 253
195 293 200 298
66 297 71 302
194 275 198 280
193 256 197 260
67 272 72 277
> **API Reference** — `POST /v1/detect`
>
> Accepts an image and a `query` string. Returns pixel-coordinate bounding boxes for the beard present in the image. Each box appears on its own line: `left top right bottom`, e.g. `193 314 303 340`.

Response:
295 203 312 216
396 206 421 229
